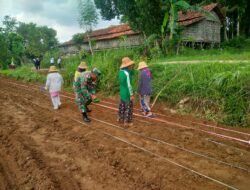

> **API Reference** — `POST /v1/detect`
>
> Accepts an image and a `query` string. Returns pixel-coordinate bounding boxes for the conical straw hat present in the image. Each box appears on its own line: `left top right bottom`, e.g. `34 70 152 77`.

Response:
78 61 88 69
120 57 135 69
138 61 148 70
49 66 59 73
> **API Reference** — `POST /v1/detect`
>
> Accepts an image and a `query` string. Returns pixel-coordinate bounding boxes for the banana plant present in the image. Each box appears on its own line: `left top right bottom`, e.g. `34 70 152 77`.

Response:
161 0 194 40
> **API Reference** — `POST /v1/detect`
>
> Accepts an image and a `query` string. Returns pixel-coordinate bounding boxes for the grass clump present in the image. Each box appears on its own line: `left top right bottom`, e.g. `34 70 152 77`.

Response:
0 64 45 83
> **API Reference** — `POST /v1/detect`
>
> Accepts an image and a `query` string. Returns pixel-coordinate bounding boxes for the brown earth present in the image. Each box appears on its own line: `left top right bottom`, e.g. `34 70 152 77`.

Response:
0 77 250 190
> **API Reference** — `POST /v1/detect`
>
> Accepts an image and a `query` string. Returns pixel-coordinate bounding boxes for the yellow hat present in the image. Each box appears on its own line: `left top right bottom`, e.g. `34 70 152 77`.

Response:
120 57 135 69
138 61 148 70
49 66 59 73
78 61 88 69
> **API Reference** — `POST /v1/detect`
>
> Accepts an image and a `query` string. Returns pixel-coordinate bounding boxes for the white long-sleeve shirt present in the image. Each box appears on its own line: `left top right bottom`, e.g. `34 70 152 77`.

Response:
45 73 63 93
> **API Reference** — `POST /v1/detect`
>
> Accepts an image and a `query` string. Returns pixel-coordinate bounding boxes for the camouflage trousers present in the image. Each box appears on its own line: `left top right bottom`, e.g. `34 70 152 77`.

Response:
75 93 92 113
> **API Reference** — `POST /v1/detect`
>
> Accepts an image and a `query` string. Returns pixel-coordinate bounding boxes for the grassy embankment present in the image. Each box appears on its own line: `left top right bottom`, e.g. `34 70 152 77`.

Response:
1 45 250 127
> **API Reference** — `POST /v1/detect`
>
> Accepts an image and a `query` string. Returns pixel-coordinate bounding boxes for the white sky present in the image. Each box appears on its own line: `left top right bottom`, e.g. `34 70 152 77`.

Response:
0 0 120 42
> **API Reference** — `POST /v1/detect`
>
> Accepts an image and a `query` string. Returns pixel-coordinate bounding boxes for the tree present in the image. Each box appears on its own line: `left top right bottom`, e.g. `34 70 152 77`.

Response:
72 33 85 50
17 22 58 58
161 0 197 40
187 0 249 39
7 33 24 65
0 33 10 69
1 15 18 33
0 16 23 68
94 0 165 36
78 0 98 55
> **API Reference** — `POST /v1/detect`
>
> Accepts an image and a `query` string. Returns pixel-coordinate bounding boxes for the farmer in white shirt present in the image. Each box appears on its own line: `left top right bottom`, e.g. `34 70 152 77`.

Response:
45 66 63 110
50 57 55 65
57 57 62 69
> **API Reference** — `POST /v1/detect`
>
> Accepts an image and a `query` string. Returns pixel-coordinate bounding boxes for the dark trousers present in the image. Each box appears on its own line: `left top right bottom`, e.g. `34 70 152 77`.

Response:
118 101 133 123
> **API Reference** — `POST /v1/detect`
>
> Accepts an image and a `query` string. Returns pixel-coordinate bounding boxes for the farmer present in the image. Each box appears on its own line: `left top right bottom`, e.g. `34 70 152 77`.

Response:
45 66 63 110
73 65 101 123
50 57 55 65
74 62 88 82
118 57 135 126
89 68 101 103
57 57 62 69
36 57 41 70
138 61 153 117
9 62 16 70
33 58 38 70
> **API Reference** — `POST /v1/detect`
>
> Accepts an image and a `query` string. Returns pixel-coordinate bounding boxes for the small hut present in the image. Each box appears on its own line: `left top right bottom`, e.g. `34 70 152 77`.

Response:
178 3 224 48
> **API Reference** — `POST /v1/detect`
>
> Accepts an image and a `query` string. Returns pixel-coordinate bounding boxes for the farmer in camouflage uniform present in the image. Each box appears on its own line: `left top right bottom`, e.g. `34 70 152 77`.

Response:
74 66 101 122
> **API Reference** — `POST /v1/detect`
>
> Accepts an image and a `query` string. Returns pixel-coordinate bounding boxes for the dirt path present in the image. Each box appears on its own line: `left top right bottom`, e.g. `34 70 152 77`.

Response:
0 77 250 190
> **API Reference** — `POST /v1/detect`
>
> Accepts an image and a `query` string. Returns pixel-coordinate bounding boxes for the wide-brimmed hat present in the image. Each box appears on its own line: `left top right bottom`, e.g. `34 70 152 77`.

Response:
120 57 135 69
78 62 88 69
138 61 148 70
49 66 59 73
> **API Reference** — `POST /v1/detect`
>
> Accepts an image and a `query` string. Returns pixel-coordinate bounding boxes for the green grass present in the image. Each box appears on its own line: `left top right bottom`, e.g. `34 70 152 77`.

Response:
151 47 250 63
149 63 250 127
0 64 46 83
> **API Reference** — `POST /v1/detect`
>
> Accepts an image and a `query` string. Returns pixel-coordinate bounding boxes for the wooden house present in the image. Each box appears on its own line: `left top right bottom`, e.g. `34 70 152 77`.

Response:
178 3 224 47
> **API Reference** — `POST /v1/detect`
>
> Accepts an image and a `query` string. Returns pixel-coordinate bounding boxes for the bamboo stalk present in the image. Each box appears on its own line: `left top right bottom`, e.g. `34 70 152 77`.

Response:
151 68 182 109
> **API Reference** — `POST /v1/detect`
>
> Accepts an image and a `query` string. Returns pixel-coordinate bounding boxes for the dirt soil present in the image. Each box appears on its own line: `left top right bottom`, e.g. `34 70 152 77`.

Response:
0 76 250 190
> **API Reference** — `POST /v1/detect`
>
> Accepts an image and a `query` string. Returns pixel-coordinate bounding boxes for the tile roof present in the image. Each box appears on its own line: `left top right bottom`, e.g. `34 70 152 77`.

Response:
178 3 222 26
58 40 74 47
86 24 139 41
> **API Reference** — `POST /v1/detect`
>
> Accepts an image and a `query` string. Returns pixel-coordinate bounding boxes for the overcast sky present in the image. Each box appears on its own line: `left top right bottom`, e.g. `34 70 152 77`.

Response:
0 0 120 42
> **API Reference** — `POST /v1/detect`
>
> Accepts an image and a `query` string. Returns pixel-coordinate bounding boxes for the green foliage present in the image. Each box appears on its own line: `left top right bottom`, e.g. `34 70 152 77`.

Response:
17 22 58 58
78 0 98 31
94 0 165 36
149 63 250 127
1 15 18 33
72 33 85 46
0 33 10 69
41 49 61 68
7 33 25 65
221 37 249 48
153 45 250 62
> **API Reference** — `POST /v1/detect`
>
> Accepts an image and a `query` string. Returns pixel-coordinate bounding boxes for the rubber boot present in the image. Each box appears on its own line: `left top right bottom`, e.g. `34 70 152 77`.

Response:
82 112 91 122
86 106 92 113
86 99 92 112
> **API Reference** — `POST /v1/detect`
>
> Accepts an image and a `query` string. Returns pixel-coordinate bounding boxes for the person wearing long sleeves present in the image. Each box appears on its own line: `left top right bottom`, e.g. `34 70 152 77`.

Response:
74 66 101 123
74 62 88 82
138 61 153 117
118 57 135 126
45 66 63 110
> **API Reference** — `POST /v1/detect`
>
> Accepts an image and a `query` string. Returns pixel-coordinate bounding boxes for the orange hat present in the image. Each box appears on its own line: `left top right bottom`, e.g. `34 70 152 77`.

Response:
120 57 135 69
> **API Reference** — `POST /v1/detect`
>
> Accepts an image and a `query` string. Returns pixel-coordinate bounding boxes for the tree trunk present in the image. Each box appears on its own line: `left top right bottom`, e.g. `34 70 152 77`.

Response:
223 20 228 41
87 33 93 55
237 12 240 37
